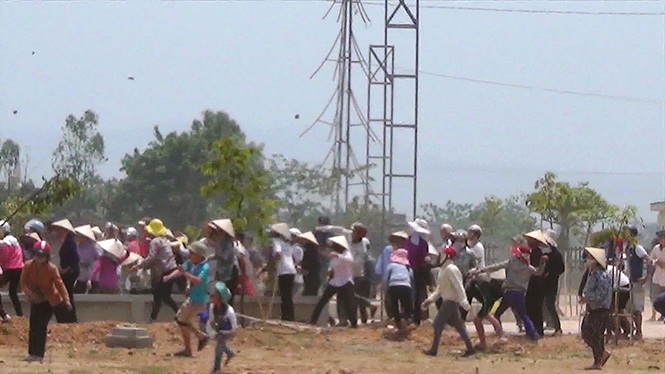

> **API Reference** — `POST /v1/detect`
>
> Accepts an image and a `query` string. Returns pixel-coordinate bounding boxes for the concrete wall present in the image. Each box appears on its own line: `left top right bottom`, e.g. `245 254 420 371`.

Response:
0 293 328 325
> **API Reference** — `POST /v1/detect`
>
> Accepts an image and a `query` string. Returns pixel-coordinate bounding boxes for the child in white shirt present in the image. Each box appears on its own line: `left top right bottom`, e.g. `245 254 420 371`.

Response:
206 281 238 373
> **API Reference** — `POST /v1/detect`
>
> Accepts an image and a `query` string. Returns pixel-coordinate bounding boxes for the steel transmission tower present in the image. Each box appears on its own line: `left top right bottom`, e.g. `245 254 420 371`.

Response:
302 0 374 214
366 0 420 231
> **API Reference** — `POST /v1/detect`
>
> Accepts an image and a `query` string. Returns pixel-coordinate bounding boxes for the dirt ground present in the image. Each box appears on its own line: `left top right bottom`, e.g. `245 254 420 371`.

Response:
0 318 662 374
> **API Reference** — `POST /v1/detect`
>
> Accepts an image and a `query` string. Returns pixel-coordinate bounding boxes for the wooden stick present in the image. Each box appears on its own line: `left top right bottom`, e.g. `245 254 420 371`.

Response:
237 313 327 333
267 272 278 320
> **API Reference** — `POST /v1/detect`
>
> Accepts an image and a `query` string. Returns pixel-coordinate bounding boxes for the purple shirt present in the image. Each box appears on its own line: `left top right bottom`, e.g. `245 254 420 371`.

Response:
77 241 100 282
89 256 119 290
406 238 429 271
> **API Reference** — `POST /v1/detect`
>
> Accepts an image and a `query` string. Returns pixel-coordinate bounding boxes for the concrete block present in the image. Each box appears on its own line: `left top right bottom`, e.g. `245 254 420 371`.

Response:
104 324 154 349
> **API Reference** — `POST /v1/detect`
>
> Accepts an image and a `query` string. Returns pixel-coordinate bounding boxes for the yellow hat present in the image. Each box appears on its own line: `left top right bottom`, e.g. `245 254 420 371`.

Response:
52 219 75 233
297 231 319 246
176 234 189 246
145 219 167 237
74 225 96 242
210 219 235 238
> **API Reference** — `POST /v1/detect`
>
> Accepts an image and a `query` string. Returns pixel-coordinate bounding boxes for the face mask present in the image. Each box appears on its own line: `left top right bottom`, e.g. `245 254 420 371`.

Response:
541 245 552 254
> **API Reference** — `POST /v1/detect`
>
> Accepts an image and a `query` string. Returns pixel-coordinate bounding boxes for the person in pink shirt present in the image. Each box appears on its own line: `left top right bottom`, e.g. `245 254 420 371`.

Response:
125 227 141 256
0 221 25 319
88 239 127 294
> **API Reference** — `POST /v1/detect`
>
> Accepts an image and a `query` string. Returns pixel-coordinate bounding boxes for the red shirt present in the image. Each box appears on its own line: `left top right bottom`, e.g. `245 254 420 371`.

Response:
138 239 150 258
128 240 141 255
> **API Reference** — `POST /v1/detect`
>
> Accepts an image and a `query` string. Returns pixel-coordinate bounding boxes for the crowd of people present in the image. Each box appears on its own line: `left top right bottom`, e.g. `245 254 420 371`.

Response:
0 215 664 372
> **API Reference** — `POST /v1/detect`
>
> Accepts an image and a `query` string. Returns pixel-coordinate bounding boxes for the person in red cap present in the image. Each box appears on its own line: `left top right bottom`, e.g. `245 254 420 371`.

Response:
421 245 475 357
470 244 547 341
20 240 72 362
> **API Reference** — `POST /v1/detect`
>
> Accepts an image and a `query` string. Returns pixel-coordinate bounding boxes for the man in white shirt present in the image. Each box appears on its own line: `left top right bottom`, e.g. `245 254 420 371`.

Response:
271 223 297 322
346 223 374 323
316 222 375 324
650 230 665 320
309 236 357 327
465 225 503 349
605 264 631 339
624 226 653 340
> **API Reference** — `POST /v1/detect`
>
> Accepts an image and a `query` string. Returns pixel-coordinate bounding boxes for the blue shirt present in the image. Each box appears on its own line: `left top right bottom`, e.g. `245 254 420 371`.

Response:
584 268 612 310
383 262 414 289
375 245 393 277
184 261 210 304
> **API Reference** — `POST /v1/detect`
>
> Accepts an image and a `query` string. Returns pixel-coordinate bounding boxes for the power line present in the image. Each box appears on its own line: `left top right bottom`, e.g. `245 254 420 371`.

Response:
419 70 665 105
161 0 665 16
416 5 665 16
360 1 665 15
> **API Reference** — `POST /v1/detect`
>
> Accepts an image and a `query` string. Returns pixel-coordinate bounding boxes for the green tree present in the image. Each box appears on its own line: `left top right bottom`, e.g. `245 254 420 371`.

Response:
50 177 120 225
0 139 21 191
421 201 474 230
51 110 106 185
526 172 617 250
0 176 81 227
113 110 248 230
420 195 535 248
201 137 276 236
268 154 338 226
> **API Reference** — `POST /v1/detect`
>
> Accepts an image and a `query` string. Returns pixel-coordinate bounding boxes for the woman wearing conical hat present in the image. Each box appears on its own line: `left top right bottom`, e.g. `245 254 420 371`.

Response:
73 225 100 294
580 247 612 370
309 236 358 327
50 219 79 323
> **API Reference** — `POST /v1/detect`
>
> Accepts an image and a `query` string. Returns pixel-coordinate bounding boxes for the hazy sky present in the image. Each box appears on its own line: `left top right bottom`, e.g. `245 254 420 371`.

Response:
2 1 664 222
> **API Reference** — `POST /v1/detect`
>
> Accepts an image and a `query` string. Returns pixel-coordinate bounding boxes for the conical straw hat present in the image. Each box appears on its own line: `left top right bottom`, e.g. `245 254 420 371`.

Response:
211 219 235 238
297 231 319 246
52 219 75 233
120 252 142 267
75 225 96 242
524 230 549 245
270 223 291 240
327 235 349 251
98 239 127 261
585 247 607 269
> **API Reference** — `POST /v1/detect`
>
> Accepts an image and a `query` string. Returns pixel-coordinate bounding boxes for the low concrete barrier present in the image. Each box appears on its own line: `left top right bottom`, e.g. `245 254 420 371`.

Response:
0 292 328 325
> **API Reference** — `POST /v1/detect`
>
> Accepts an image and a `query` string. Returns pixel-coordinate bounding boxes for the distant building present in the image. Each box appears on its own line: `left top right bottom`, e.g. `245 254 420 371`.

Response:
650 201 665 230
